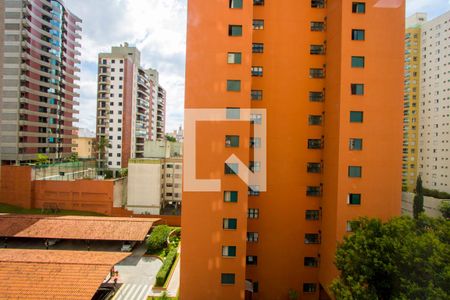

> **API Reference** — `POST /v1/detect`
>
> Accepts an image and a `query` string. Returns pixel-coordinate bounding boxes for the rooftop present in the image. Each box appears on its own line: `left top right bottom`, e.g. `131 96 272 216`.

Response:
0 215 159 241
0 249 129 300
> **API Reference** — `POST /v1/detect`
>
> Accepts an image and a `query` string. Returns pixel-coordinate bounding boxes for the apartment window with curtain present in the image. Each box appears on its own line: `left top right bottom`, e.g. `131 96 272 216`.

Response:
248 208 259 219
305 210 320 220
225 135 240 147
349 138 363 150
246 256 258 265
306 186 322 197
253 19 264 30
251 90 263 100
309 91 324 102
308 139 323 149
352 29 365 40
311 0 326 8
253 0 264 5
304 257 319 267
228 52 242 64
351 83 364 95
309 68 325 78
310 45 325 55
308 115 323 125
222 246 237 257
304 233 320 244
223 218 237 230
310 21 325 32
352 2 366 13
303 283 317 293
350 111 364 123
229 0 243 8
252 43 264 53
224 191 238 203
247 232 259 242
351 56 365 68
221 273 235 284
348 166 362 178
229 25 242 36
251 66 263 76
250 113 262 124
307 162 322 173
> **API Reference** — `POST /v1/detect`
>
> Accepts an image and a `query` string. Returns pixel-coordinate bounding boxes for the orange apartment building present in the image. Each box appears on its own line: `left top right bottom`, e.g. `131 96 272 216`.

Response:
181 1 404 299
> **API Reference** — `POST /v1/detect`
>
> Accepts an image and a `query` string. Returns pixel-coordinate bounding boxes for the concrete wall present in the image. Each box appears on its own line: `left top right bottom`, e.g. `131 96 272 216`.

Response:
402 192 446 218
126 160 161 214
0 166 33 208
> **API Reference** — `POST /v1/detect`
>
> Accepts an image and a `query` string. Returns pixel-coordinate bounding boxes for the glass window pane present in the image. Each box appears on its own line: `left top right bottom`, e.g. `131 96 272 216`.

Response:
348 166 362 177
227 80 241 91
350 111 364 122
351 56 365 68
229 25 242 36
230 0 243 8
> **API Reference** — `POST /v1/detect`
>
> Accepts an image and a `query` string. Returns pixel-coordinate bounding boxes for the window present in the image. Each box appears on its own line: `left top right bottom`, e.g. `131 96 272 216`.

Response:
349 138 363 150
229 0 243 8
351 83 364 95
246 256 258 265
350 111 364 123
227 80 241 91
351 56 365 68
251 66 263 77
248 185 260 196
306 186 321 197
251 90 263 100
223 218 237 230
225 163 239 174
352 2 366 13
306 210 320 220
352 29 365 40
250 161 260 172
304 257 319 267
247 232 259 242
226 108 240 119
308 139 322 149
311 21 325 32
303 283 317 293
252 43 264 53
304 233 320 244
349 166 362 178
311 0 325 8
253 0 264 5
228 52 242 64
221 273 235 284
348 193 361 205
253 19 264 30
307 162 321 173
310 45 325 55
248 114 261 125
248 208 259 219
308 115 322 125
309 91 324 102
250 137 261 148
225 135 240 147
310 68 325 78
229 25 242 36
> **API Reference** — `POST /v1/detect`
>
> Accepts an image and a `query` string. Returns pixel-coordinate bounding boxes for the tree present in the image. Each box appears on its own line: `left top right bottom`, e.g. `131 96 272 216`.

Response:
331 216 450 300
35 154 50 166
95 136 110 171
439 201 450 219
288 289 299 300
165 135 176 142
66 153 79 162
413 176 424 219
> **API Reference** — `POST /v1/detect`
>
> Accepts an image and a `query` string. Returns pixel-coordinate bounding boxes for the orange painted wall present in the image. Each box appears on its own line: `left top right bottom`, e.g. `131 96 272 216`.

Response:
0 166 33 209
33 179 116 215
183 0 404 299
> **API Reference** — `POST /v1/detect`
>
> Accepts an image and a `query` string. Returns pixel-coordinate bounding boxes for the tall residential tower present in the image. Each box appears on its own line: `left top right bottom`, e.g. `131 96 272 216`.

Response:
182 1 404 299
1 0 81 164
95 44 166 170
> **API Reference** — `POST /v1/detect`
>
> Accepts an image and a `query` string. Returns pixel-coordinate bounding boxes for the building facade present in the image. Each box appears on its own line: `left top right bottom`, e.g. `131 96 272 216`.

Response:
181 1 404 299
95 44 166 170
418 11 450 193
403 13 427 192
1 0 81 164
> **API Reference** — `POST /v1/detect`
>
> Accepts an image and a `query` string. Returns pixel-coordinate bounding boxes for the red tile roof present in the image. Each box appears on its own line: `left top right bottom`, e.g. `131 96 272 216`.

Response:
0 215 159 241
0 249 130 299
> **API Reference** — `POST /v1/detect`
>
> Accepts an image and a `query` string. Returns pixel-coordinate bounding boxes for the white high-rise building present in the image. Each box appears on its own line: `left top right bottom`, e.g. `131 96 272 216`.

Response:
418 11 450 193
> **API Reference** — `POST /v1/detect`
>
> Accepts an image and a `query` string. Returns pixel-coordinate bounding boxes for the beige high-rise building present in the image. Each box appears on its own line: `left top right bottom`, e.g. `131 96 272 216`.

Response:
418 11 450 193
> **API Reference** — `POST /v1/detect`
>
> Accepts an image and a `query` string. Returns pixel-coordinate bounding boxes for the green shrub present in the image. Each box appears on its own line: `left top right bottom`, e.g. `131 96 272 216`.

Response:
423 188 450 200
155 248 177 287
146 225 171 253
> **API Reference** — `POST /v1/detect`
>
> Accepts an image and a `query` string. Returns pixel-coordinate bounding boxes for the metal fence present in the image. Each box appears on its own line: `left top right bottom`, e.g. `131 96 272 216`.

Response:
33 160 97 181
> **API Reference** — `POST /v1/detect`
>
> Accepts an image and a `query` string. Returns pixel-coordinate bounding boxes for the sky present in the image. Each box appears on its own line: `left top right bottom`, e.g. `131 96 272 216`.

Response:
66 0 450 133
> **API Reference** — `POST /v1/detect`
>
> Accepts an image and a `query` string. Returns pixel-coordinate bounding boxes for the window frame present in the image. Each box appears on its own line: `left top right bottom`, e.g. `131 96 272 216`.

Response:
229 0 243 9
351 56 365 68
221 273 236 285
352 29 365 41
352 2 366 13
228 25 243 36
350 111 364 123
348 166 362 178
227 52 242 64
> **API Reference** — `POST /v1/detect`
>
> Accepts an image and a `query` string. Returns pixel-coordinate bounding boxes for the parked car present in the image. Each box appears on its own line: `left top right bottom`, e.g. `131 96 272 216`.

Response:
121 241 136 252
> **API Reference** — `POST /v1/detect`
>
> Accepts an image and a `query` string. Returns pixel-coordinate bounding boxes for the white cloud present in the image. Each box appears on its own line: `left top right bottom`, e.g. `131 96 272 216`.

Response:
65 0 187 132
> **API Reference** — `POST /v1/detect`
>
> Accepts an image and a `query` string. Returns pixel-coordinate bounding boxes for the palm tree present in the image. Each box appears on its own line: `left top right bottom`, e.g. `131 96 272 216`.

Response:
95 136 110 174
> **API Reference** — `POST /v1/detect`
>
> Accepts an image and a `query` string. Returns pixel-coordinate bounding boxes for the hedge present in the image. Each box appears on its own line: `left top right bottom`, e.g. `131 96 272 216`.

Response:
155 248 178 287
423 188 450 200
146 225 171 253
